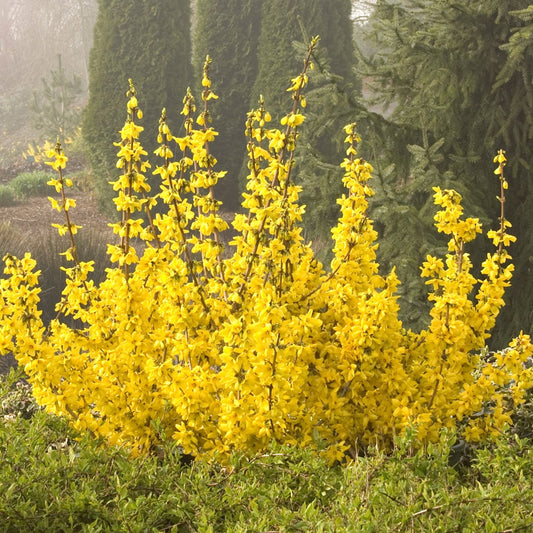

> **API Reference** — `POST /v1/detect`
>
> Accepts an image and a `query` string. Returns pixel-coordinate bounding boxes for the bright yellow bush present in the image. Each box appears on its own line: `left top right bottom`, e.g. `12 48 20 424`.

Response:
1 41 532 462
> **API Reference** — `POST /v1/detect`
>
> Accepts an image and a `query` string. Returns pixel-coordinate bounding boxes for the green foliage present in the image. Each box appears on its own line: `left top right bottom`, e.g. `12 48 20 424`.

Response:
253 0 355 120
369 135 482 330
1 375 533 532
355 0 533 342
0 171 53 206
31 54 83 144
0 186 16 207
0 376 39 419
194 0 261 211
512 378 533 441
497 4 533 87
82 0 192 214
8 171 53 199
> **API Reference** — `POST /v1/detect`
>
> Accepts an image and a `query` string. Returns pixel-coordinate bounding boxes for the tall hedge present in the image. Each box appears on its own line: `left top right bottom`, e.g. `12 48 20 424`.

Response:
250 0 357 249
193 0 261 211
82 0 192 213
252 0 355 120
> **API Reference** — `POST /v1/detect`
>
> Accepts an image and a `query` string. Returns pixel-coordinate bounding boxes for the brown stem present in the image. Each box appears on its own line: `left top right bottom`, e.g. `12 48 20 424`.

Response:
456 238 464 273
168 112 202 289
268 332 281 442
201 85 227 290
242 105 267 244
57 165 80 266
427 357 445 411
497 163 506 274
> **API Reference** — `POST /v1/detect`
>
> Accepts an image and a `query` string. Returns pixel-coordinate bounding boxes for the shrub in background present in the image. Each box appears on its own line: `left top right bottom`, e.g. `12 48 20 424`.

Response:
0 41 532 463
30 54 82 145
8 170 52 199
193 0 261 212
0 170 52 207
82 0 192 214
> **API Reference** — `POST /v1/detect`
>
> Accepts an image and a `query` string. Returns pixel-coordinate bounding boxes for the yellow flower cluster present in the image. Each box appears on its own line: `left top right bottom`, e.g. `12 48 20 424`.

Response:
23 135 76 164
1 41 531 462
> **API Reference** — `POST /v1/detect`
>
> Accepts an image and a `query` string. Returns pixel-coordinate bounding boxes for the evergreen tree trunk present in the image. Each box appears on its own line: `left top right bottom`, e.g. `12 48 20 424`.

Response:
82 0 192 214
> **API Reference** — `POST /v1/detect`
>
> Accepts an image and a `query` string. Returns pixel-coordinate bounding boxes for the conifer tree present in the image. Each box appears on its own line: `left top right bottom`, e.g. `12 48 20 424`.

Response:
252 0 355 120
251 0 357 248
31 54 83 143
356 0 533 343
193 0 261 211
82 0 192 213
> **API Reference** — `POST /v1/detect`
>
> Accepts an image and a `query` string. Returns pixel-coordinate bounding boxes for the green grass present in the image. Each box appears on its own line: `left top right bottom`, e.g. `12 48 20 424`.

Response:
1 371 533 532
0 185 16 207
0 170 53 207
0 220 28 256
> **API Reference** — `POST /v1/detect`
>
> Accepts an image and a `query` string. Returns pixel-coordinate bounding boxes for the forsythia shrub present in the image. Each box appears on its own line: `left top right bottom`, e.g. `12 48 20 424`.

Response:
1 40 532 462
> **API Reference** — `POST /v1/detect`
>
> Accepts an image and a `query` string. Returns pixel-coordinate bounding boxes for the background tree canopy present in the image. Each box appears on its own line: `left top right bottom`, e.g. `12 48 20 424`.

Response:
82 0 192 214
193 0 261 211
355 0 533 345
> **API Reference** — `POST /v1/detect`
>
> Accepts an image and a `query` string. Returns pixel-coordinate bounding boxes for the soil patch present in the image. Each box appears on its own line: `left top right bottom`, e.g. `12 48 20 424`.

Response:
0 191 113 237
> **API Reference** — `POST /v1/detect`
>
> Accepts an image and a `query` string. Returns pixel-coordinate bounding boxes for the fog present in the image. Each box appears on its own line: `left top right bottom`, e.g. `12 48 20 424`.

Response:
0 0 96 90
0 0 373 172
0 0 97 170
